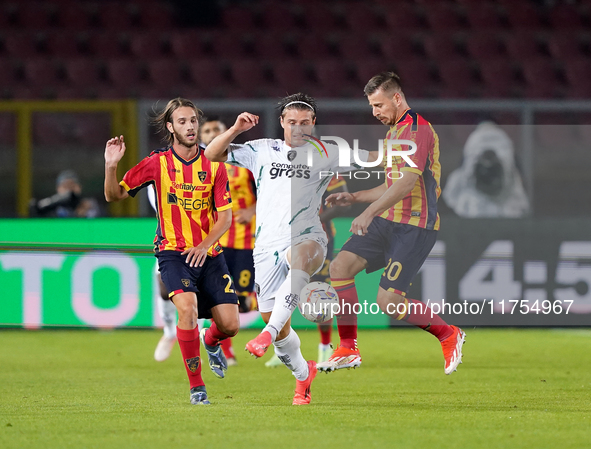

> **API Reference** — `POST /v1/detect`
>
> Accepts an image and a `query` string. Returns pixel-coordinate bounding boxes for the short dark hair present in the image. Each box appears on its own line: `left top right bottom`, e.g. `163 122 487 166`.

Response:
364 72 403 96
278 93 317 119
151 98 203 146
203 115 224 125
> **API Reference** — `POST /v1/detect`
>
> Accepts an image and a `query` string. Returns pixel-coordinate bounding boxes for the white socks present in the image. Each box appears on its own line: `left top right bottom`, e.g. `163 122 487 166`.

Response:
264 269 310 341
273 328 309 381
157 298 177 339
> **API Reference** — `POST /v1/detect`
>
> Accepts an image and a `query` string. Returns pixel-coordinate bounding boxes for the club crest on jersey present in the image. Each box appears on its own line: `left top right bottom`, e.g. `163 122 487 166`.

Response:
287 150 297 161
181 279 190 287
198 171 207 183
185 356 200 373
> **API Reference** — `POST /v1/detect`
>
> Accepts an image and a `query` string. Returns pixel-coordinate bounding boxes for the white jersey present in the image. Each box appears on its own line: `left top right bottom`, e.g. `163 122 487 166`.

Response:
226 139 367 255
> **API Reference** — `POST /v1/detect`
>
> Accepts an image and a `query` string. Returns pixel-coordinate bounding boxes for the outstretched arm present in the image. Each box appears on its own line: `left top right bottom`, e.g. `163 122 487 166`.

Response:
104 136 129 202
204 112 259 162
324 183 388 208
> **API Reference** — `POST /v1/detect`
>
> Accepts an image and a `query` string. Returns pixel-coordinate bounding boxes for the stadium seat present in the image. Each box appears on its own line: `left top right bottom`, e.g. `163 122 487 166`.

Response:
463 1 505 30
135 2 175 29
186 59 228 90
209 31 253 59
54 3 94 30
504 31 544 61
563 60 591 98
465 32 505 61
96 3 136 30
129 32 171 59
13 2 55 29
547 33 585 61
105 59 146 89
43 32 86 58
229 59 268 91
300 4 340 31
2 32 41 57
500 1 543 30
22 58 63 87
477 58 517 98
437 57 477 98
0 58 20 89
271 60 313 93
337 34 376 60
259 3 299 30
422 33 463 63
380 32 422 61
353 58 393 86
342 4 384 32
87 33 130 58
294 33 333 58
145 59 185 88
313 59 355 96
253 32 293 60
221 6 257 31
548 4 585 30
423 3 465 32
520 58 563 98
64 58 103 86
394 57 435 98
383 3 423 31
169 31 208 59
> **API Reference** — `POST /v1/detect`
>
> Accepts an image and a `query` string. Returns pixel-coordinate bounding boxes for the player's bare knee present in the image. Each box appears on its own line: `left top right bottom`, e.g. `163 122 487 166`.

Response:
330 254 352 279
217 318 239 337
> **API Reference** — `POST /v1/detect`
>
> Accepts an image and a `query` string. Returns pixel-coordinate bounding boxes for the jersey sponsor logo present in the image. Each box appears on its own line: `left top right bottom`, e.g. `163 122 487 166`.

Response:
171 181 197 192
185 356 200 373
269 162 310 180
167 192 210 211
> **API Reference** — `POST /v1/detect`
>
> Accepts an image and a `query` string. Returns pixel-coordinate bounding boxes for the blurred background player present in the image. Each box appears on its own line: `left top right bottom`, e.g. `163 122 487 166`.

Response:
105 98 240 405
152 116 257 366
322 72 465 375
443 121 530 218
29 170 101 218
265 176 350 367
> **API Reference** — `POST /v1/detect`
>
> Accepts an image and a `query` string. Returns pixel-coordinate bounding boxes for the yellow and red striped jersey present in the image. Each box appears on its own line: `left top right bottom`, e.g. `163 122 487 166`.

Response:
121 146 232 255
219 164 256 250
382 109 441 230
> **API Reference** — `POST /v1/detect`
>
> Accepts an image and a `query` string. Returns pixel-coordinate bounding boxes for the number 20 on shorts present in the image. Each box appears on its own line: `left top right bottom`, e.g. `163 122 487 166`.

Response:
383 258 402 281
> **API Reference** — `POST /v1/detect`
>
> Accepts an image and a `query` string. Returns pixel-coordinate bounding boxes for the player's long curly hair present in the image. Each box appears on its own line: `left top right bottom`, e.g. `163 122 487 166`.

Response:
278 93 317 119
151 98 203 146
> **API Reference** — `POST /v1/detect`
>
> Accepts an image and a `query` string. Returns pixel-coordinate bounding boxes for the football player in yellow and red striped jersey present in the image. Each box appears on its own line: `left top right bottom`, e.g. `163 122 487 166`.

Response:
104 98 240 405
201 117 257 366
321 73 465 375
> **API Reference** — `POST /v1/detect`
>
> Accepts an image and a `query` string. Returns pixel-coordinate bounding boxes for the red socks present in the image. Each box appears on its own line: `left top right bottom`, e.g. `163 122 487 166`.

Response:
176 326 204 388
204 321 232 347
398 298 453 342
332 278 358 350
220 338 235 359
318 319 332 345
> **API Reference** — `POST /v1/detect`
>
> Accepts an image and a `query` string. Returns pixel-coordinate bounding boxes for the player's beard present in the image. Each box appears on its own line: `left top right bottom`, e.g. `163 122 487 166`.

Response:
173 129 198 148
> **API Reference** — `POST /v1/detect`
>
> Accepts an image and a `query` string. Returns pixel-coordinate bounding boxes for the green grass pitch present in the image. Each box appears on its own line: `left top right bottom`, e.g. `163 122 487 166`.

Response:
1 328 590 449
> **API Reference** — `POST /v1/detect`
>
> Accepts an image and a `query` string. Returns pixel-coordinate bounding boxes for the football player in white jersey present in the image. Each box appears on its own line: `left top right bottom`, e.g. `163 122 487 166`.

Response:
205 93 369 405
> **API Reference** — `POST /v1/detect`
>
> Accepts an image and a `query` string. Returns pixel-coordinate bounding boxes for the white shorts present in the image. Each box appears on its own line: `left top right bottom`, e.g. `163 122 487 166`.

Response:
254 233 328 313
